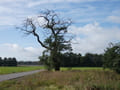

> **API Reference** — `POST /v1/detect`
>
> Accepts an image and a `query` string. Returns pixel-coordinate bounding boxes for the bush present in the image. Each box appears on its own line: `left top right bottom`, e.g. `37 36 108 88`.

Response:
103 44 120 73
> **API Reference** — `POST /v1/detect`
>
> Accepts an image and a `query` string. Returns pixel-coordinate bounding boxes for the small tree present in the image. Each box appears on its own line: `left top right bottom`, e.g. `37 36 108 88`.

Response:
18 10 72 71
39 50 53 71
103 43 120 73
0 57 3 66
11 58 17 66
3 57 8 66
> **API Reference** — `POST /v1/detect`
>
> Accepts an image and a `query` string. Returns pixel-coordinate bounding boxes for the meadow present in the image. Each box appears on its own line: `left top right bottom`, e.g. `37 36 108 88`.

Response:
0 66 103 74
0 66 44 74
0 67 120 90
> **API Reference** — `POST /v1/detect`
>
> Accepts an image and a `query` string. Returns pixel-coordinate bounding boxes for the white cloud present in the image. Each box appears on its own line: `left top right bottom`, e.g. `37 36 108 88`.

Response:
107 16 120 23
0 0 120 58
0 6 13 13
27 0 100 7
69 22 120 55
0 16 17 26
0 0 32 26
0 0 28 3
0 43 44 61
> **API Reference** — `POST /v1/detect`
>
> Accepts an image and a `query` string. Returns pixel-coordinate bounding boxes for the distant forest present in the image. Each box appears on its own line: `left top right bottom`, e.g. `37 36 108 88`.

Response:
18 61 40 65
0 57 17 66
60 52 103 67
39 52 103 67
0 52 103 67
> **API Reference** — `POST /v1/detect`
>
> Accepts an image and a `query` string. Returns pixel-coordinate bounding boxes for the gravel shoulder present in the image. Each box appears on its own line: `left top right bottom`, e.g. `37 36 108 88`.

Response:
0 70 44 82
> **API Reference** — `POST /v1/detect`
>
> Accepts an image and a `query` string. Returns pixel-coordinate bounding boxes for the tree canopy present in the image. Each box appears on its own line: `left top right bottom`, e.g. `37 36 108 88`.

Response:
19 10 72 71
103 43 120 73
39 52 103 67
0 57 17 66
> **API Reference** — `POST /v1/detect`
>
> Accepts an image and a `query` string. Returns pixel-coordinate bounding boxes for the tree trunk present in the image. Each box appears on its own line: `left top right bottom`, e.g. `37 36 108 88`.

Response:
51 44 60 71
55 65 60 71
54 60 60 71
52 57 60 71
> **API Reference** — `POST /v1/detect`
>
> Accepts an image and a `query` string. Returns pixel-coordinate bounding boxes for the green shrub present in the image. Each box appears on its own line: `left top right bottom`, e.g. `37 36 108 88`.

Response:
103 45 120 74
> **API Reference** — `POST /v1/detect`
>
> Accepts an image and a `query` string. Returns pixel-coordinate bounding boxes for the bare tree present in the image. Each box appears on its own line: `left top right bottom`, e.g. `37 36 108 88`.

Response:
18 10 72 71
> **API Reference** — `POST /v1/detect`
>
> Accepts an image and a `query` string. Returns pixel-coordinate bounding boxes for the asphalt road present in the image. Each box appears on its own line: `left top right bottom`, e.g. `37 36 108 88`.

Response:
0 70 44 82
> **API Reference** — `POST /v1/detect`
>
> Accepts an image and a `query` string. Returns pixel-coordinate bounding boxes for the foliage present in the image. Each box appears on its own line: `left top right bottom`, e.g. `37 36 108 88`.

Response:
0 57 2 66
38 50 53 71
103 43 120 73
0 70 120 90
19 10 72 71
39 52 103 67
81 53 103 67
60 52 81 67
0 57 17 66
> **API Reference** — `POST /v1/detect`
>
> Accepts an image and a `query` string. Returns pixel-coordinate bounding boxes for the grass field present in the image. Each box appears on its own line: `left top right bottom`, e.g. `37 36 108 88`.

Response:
0 66 44 74
0 67 107 75
0 67 104 75
0 68 120 90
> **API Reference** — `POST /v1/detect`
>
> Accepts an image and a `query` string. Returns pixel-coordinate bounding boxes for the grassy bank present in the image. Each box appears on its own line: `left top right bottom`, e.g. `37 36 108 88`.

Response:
0 66 44 74
0 70 120 90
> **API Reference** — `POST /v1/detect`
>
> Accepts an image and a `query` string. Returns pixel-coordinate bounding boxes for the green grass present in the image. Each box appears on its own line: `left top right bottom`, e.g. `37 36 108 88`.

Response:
0 70 120 90
0 66 44 74
0 66 108 74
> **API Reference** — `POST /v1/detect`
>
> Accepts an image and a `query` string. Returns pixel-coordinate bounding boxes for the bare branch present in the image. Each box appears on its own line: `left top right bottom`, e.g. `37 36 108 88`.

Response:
18 18 51 50
18 9 72 52
17 9 73 71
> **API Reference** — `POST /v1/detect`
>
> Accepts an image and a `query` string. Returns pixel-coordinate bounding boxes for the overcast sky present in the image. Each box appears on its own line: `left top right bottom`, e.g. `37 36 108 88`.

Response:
0 0 120 61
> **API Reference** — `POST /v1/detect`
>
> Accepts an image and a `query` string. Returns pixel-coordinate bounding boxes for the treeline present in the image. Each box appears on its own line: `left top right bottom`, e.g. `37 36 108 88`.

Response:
0 57 17 66
39 52 103 67
60 52 103 67
18 61 40 65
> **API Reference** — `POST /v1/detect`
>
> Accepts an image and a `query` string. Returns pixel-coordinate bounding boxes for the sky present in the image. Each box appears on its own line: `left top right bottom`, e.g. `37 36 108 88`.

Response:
0 0 120 61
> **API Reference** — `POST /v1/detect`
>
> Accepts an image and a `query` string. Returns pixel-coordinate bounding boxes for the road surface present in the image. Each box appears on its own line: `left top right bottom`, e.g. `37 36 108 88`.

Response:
0 70 44 82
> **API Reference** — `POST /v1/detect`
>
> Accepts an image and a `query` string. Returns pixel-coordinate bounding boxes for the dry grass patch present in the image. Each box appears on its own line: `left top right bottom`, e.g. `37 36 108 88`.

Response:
0 70 120 90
